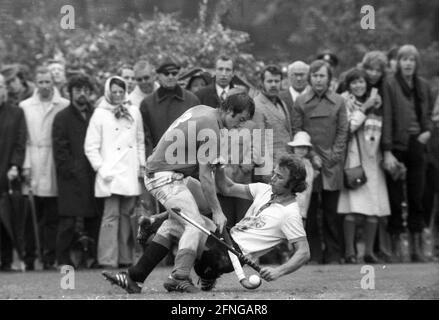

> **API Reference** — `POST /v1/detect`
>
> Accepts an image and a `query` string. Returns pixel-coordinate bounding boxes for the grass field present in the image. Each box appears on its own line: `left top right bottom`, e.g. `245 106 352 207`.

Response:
1 263 438 300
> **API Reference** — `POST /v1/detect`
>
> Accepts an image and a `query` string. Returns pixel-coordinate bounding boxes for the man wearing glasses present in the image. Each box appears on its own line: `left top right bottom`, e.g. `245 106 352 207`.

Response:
140 58 200 157
128 60 156 108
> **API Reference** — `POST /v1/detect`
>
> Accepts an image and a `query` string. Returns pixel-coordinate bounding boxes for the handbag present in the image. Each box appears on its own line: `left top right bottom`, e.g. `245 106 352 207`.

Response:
344 131 367 189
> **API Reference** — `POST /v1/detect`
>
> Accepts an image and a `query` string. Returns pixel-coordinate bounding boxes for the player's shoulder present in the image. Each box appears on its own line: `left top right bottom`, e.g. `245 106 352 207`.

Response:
283 201 302 219
187 105 218 123
248 182 272 198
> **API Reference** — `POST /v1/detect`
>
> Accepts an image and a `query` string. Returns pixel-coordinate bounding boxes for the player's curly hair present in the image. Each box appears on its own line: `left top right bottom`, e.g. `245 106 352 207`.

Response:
277 153 307 194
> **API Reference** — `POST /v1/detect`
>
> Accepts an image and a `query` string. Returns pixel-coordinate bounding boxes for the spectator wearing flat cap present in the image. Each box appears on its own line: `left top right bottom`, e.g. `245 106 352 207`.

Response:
0 64 35 107
139 59 200 158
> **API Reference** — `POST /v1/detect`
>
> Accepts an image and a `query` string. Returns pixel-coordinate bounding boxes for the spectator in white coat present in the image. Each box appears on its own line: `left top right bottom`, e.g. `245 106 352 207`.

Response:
85 76 145 268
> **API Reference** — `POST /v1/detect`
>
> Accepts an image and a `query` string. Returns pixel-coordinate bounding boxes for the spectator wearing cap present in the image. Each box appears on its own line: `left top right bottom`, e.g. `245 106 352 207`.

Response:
280 61 310 126
139 59 200 157
382 44 434 262
292 59 348 264
195 54 235 109
52 74 100 267
0 64 34 107
20 66 70 270
0 73 27 271
84 76 145 268
317 50 339 92
128 60 156 108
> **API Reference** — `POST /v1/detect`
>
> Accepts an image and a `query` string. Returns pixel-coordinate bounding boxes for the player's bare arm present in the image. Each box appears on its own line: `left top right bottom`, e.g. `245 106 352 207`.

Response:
260 239 310 282
215 165 252 200
199 163 227 233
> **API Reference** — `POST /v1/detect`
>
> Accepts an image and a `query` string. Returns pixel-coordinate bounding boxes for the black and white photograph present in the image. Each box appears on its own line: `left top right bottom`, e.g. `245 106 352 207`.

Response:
0 0 438 307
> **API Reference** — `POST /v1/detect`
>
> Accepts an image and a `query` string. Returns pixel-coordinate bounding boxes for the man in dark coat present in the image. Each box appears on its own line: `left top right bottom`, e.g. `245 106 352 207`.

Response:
140 59 200 157
52 74 100 267
195 55 235 109
0 74 27 271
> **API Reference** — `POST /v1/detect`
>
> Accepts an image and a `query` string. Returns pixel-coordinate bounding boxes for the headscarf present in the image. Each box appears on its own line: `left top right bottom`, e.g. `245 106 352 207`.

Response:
98 76 133 123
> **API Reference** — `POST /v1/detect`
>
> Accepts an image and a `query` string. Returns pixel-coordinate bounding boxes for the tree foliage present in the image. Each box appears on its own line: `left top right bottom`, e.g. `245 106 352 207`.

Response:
0 4 260 84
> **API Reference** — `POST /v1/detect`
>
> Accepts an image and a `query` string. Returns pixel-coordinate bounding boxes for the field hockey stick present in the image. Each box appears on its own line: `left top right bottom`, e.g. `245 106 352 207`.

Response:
170 207 262 289
170 207 263 270
170 207 261 271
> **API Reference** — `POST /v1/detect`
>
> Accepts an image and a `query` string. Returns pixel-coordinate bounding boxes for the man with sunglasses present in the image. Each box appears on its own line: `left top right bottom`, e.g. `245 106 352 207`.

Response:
140 59 200 157
128 60 156 108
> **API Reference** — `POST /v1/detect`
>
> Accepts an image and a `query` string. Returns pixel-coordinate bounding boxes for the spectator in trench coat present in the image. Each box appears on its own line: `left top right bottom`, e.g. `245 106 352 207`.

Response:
20 66 69 270
85 76 145 268
52 74 101 267
292 59 349 264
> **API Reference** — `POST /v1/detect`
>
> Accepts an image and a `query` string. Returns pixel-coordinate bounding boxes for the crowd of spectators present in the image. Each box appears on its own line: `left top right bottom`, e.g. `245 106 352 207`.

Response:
0 44 438 272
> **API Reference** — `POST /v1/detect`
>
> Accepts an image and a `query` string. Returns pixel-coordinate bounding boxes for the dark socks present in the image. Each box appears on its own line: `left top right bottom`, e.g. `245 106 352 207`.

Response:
128 240 169 283
343 215 356 258
364 217 378 256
